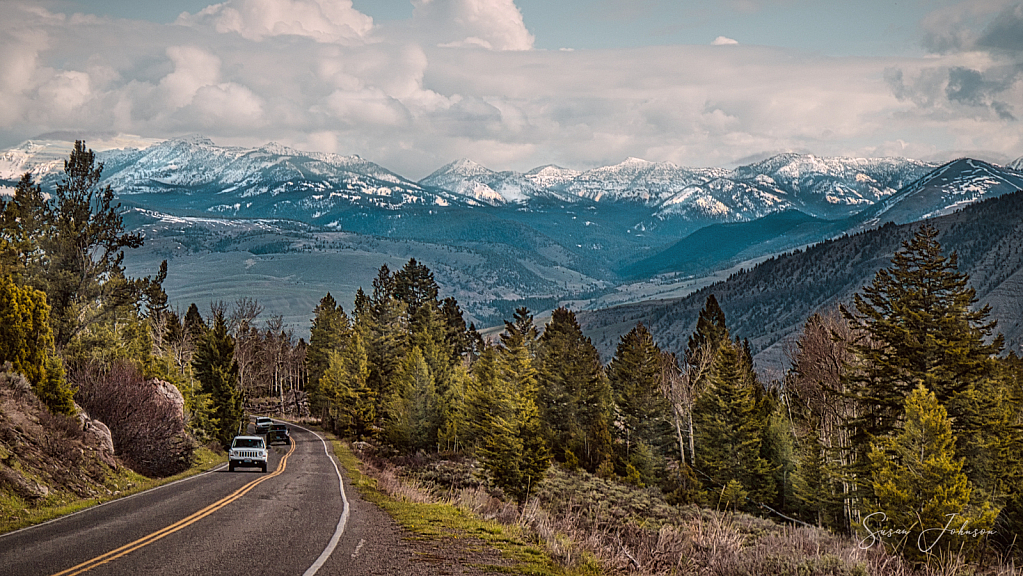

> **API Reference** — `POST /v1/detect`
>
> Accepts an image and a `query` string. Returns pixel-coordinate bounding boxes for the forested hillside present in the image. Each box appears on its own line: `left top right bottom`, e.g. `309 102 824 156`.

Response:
578 188 1023 374
304 223 1023 570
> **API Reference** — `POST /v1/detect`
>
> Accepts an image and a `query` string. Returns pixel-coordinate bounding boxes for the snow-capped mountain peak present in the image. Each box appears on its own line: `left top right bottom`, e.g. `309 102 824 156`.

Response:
855 158 1023 228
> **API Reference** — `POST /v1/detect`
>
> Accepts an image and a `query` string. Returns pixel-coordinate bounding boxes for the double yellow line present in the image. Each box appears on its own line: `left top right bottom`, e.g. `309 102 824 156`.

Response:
52 440 297 576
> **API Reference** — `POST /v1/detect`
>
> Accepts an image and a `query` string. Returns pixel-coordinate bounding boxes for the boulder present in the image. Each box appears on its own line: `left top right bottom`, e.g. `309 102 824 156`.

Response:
149 379 185 421
76 402 117 466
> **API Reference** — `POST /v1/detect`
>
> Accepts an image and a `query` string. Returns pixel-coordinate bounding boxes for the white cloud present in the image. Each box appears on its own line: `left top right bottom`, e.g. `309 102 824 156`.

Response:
178 0 373 44
190 82 265 129
711 36 739 45
0 0 1020 178
160 46 221 109
410 0 534 51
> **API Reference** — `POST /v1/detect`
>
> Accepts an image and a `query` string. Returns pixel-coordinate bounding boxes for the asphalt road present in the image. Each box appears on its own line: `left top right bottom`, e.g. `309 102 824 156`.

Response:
0 423 420 576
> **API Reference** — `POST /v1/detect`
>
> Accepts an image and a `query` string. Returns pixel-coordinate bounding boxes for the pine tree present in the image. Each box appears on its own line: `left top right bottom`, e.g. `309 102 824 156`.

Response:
687 294 730 365
843 224 1003 501
192 308 242 448
989 353 1023 554
305 293 350 414
441 297 472 362
393 258 439 321
0 174 49 279
693 340 776 509
537 307 612 472
867 385 996 561
321 331 376 438
607 322 673 485
183 303 205 342
494 307 550 498
680 294 731 466
359 291 408 413
385 346 441 450
37 141 146 347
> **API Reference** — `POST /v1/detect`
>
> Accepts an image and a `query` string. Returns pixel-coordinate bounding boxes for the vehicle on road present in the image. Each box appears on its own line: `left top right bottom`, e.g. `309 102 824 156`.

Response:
267 423 290 445
229 435 268 472
254 416 273 434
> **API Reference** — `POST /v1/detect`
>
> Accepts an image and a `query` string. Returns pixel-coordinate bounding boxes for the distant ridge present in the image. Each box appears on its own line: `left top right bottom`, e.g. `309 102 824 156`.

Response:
577 188 1023 377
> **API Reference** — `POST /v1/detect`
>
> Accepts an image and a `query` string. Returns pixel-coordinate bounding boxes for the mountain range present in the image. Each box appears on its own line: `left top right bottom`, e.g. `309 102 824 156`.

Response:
577 188 1023 376
2 134 1022 341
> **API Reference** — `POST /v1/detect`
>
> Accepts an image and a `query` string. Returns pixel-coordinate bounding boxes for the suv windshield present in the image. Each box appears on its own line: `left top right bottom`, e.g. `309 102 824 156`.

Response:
270 424 286 430
233 438 264 449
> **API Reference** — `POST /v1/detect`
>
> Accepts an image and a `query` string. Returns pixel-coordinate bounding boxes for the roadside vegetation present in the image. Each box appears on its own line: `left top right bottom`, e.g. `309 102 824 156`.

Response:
1 143 238 528
306 225 1022 575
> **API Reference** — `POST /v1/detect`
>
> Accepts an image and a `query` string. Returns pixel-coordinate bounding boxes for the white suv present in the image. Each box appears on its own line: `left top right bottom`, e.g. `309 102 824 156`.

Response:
229 435 268 472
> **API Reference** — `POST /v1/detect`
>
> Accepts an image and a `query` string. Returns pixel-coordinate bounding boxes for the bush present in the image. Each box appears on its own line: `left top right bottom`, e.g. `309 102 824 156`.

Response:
74 361 194 477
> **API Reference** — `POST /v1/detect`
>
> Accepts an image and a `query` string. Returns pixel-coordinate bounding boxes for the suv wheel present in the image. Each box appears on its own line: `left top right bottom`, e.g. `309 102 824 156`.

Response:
229 462 235 472
261 463 267 473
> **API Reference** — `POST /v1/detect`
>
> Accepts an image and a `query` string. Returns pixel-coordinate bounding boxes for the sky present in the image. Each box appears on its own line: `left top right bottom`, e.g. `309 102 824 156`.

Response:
1 0 1021 178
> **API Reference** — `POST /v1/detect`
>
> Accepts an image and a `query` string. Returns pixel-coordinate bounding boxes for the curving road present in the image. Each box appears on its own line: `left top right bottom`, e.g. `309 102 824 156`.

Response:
0 423 420 576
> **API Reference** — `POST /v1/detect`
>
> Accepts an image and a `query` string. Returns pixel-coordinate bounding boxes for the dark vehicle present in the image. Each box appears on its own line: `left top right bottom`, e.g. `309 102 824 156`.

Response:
267 423 290 445
254 416 273 434
228 435 268 472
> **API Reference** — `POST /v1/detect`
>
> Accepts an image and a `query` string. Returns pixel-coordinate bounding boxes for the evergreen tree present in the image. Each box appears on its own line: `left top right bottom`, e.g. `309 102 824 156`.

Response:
305 293 350 414
687 294 730 365
867 385 996 561
692 340 776 509
38 141 147 347
437 361 470 452
359 288 408 415
441 296 472 362
464 346 501 450
321 331 376 438
192 308 242 447
989 353 1023 554
606 322 673 485
843 224 1003 500
183 303 205 342
393 258 439 320
495 307 550 498
0 275 74 415
0 174 49 279
537 307 612 472
385 346 440 450
470 309 551 500
679 294 731 466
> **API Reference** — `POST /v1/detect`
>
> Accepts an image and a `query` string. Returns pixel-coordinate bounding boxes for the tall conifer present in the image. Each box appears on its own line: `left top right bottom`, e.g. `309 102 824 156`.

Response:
843 224 1003 501
607 322 673 485
192 308 242 447
537 307 612 472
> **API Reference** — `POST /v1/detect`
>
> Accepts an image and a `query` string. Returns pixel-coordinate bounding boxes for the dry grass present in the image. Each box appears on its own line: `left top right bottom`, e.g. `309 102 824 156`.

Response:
346 442 1021 576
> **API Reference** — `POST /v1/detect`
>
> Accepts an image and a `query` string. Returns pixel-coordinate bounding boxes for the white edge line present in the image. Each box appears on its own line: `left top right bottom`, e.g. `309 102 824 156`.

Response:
0 462 228 540
292 422 350 576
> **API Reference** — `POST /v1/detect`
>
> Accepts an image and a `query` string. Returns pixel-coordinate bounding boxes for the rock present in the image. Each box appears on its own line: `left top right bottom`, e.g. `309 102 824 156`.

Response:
149 379 185 421
86 419 114 455
0 464 49 500
76 402 116 466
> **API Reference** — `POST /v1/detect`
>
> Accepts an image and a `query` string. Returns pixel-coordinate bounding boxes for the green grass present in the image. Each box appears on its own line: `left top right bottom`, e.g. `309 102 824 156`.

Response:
0 447 225 534
330 440 598 576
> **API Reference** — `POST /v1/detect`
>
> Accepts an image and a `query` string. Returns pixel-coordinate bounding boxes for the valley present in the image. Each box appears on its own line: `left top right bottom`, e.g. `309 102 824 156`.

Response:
4 135 1023 372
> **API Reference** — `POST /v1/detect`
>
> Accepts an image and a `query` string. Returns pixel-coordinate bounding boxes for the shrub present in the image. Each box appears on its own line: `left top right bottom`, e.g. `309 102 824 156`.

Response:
74 361 193 477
